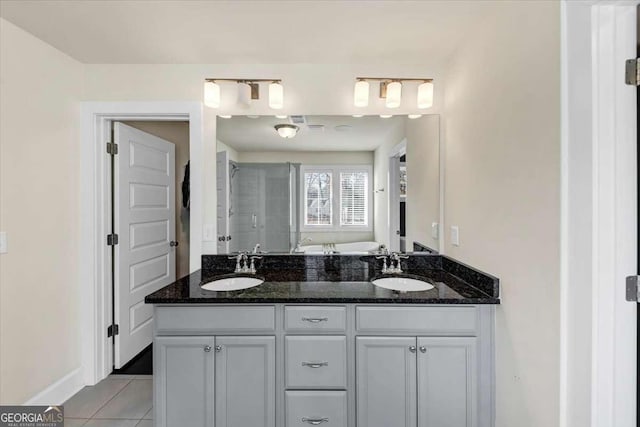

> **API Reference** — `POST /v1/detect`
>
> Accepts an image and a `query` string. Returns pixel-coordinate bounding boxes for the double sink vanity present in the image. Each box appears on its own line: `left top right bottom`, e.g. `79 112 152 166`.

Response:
146 252 499 427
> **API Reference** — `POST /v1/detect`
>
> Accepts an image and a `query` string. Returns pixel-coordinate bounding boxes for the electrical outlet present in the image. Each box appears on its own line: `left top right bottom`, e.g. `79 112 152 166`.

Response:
450 226 460 246
431 222 439 239
0 232 7 254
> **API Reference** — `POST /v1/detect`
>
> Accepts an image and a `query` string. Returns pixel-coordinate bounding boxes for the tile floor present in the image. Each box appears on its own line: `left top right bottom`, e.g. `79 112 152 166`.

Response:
63 375 153 426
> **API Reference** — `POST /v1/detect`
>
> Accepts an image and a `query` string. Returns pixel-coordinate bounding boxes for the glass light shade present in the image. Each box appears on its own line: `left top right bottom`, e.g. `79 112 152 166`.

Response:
379 114 393 118
408 114 422 119
353 80 370 107
237 82 252 108
385 81 402 108
275 115 288 119
275 124 298 138
204 81 221 108
269 82 284 109
218 115 232 119
417 81 434 109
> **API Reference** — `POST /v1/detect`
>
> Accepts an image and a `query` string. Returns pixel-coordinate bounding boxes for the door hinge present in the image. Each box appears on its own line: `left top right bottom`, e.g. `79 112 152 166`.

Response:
625 58 640 86
107 234 119 246
107 324 119 337
625 275 640 302
106 142 118 155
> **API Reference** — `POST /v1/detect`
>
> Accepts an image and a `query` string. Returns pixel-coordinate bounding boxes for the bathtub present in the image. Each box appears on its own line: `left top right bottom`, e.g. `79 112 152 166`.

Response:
299 241 381 254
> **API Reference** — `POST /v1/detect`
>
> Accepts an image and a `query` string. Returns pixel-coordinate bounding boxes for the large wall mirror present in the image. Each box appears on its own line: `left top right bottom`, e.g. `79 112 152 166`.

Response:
216 115 440 254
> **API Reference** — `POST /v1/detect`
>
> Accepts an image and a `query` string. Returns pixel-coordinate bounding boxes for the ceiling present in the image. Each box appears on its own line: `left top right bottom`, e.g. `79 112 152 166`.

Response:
216 115 410 152
0 1 495 64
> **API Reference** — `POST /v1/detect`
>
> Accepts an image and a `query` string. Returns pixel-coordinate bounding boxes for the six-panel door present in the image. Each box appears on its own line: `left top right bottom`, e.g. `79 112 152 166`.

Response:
215 336 276 427
356 336 417 427
417 337 477 427
154 336 215 427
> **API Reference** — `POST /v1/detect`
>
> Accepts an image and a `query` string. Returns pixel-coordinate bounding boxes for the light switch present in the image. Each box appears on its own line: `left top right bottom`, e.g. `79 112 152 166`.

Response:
203 224 216 241
0 232 7 254
431 222 439 239
450 226 460 246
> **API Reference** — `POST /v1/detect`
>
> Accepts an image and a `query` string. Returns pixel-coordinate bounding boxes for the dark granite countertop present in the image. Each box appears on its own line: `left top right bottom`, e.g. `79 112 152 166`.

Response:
145 255 500 305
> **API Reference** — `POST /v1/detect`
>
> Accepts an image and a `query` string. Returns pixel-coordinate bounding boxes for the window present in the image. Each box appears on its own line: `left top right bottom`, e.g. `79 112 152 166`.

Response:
301 165 372 231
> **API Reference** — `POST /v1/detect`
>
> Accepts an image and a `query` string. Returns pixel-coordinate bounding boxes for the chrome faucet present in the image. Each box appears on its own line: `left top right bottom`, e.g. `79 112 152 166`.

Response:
292 237 312 253
228 252 249 273
248 256 263 274
252 243 261 254
377 252 410 274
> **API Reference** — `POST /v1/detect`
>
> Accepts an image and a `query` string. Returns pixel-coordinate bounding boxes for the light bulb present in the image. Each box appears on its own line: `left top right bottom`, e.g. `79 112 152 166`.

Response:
417 81 434 109
353 80 370 107
385 81 402 108
204 81 221 108
269 82 284 109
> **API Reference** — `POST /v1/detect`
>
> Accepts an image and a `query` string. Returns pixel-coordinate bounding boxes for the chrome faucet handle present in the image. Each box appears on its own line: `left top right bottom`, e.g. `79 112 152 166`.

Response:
375 255 389 273
390 252 410 273
249 256 263 274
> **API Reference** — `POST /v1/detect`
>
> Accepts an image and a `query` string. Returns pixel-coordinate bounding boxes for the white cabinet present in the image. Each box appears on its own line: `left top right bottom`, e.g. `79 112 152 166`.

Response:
154 335 276 427
356 337 417 427
356 336 477 427
154 336 215 427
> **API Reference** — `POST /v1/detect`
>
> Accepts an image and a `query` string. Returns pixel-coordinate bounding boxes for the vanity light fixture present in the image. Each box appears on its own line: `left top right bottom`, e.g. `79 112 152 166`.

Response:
269 81 284 109
354 77 434 110
353 80 370 107
275 124 299 139
204 78 284 109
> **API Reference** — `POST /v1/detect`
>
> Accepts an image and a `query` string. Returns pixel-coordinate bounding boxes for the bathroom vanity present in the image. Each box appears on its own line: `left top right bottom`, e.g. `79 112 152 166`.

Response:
146 254 499 427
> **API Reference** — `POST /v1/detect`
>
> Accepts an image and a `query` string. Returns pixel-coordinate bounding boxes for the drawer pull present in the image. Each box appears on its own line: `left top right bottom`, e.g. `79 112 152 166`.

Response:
302 317 329 323
302 417 329 425
301 361 329 368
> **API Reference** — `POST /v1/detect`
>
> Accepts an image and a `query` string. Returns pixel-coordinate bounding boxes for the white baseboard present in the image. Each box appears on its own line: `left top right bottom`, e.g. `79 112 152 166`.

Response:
24 367 85 405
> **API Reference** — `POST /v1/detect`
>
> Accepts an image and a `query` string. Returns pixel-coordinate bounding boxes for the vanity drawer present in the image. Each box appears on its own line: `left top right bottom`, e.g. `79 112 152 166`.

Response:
286 391 347 427
154 305 276 334
355 306 479 336
285 336 347 389
285 306 347 333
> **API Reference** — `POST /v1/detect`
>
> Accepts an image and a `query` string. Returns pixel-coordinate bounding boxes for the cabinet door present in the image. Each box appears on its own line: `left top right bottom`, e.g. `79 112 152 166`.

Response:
356 336 417 427
417 337 477 427
154 336 215 427
215 336 276 427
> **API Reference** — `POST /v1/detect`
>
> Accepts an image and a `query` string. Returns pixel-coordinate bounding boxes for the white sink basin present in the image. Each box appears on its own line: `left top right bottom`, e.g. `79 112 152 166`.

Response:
201 277 264 292
371 277 435 292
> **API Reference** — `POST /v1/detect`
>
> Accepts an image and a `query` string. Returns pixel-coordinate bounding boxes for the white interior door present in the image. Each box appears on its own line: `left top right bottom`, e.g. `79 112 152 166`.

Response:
216 151 230 253
114 122 176 368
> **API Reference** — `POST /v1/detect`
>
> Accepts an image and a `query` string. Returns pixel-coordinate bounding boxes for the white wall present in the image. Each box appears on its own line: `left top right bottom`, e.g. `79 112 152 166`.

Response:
123 121 191 279
0 18 84 404
406 115 440 250
443 3 560 427
216 139 238 162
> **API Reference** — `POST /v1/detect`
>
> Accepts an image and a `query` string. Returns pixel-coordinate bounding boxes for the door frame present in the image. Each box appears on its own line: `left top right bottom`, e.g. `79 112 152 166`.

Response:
80 101 204 384
561 2 638 427
388 140 406 252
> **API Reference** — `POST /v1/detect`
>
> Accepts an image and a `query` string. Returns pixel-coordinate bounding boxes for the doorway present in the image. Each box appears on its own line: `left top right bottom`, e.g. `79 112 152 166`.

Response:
110 121 190 374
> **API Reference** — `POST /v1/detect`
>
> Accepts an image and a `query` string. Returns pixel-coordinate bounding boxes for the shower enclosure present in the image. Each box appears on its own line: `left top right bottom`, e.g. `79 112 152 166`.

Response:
228 162 300 253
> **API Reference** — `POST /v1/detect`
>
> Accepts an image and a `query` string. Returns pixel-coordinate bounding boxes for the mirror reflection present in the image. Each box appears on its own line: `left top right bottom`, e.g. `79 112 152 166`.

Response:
216 115 440 254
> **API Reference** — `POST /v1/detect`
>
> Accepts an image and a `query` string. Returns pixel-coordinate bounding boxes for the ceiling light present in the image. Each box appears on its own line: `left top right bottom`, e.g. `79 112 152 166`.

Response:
269 82 284 109
218 115 232 119
275 124 299 138
352 115 364 118
204 81 221 108
275 115 288 119
417 81 434 109
408 114 422 119
354 80 370 107
385 81 402 108
380 115 393 119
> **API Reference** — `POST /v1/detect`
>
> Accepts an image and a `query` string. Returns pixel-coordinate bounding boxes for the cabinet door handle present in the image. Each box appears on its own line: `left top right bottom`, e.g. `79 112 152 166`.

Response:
302 317 329 323
215 345 223 353
419 346 427 353
302 361 329 368
409 346 417 353
204 345 212 353
302 417 329 425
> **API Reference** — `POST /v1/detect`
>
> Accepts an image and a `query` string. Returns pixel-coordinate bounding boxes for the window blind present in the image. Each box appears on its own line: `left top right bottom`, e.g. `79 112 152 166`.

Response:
340 171 368 226
304 171 332 225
